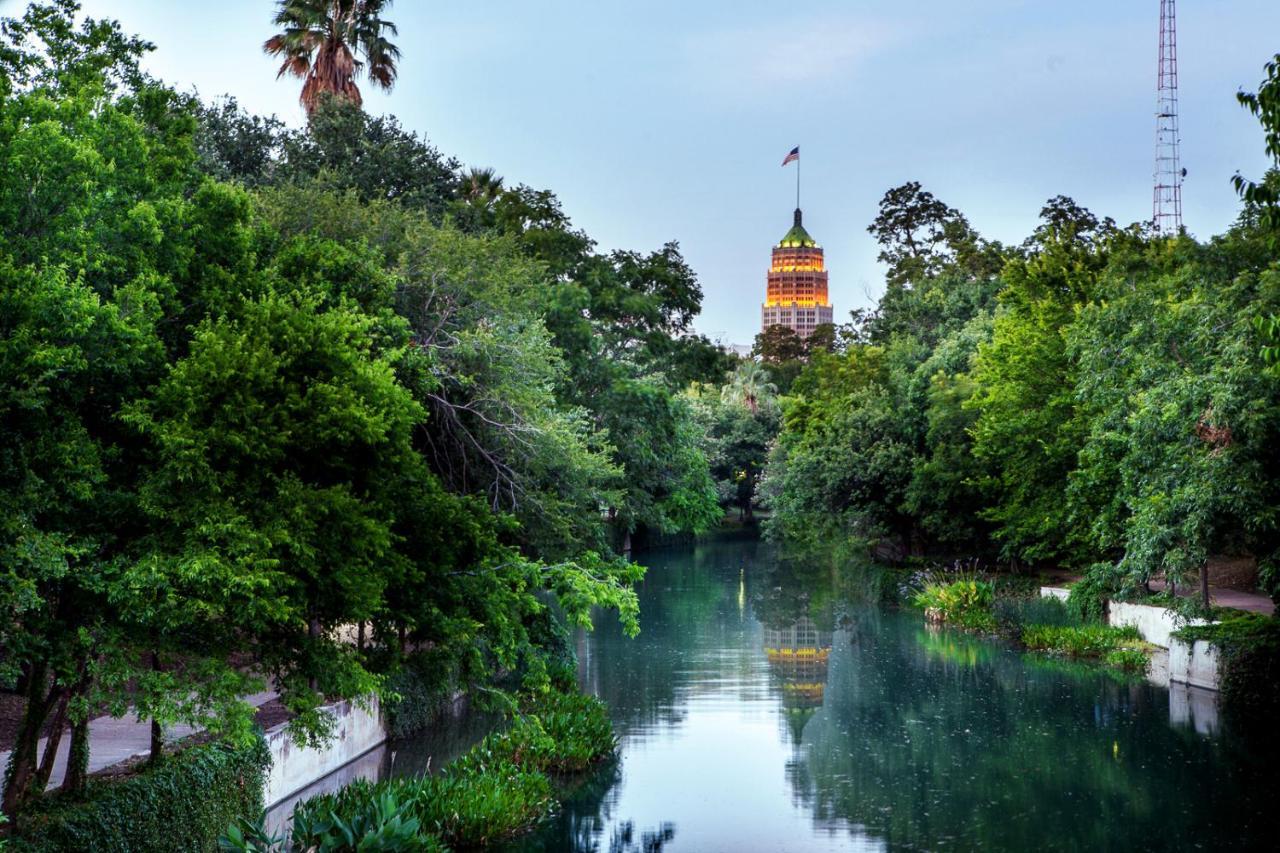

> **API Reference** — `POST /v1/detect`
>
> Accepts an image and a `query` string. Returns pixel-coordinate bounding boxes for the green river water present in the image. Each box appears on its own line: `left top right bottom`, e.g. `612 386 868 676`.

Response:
383 531 1277 851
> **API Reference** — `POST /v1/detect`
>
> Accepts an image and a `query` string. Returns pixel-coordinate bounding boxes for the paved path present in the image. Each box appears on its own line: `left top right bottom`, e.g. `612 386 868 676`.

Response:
1147 579 1275 616
1045 571 1274 617
0 690 276 791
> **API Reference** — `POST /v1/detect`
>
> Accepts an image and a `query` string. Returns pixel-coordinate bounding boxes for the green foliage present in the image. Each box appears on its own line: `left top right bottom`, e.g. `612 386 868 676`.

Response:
1066 566 1120 623
992 595 1084 632
11 738 270 853
1020 624 1146 669
912 578 996 630
221 791 442 853
229 688 615 851
381 649 461 740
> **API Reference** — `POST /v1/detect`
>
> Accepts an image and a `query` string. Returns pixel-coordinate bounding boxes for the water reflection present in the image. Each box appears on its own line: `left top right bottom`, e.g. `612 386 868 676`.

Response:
498 532 1276 850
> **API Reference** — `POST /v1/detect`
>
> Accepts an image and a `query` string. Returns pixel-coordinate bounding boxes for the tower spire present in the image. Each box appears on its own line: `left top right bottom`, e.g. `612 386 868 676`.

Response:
1153 0 1183 234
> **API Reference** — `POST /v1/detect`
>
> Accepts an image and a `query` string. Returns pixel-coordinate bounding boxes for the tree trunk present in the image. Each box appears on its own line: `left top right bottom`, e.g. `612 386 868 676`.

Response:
149 651 165 764
31 686 71 797
308 618 321 691
64 717 90 795
2 659 51 815
622 529 632 560
1200 561 1211 611
357 621 366 654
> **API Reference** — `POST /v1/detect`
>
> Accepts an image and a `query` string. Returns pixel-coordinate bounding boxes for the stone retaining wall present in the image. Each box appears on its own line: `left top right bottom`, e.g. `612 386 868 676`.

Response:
262 695 387 809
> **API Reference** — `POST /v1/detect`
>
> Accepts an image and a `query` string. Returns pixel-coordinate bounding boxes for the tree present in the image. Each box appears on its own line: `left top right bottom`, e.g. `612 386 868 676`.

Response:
866 182 995 289
1234 54 1280 233
264 0 400 115
721 361 778 415
754 324 805 364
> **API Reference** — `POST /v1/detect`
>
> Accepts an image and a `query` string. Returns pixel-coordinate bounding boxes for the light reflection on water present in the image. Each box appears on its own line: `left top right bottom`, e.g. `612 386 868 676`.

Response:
503 531 1277 852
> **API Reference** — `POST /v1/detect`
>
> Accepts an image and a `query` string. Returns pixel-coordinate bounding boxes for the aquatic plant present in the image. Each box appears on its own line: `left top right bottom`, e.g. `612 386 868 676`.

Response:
1021 624 1147 664
993 595 1085 632
222 687 615 851
912 577 996 630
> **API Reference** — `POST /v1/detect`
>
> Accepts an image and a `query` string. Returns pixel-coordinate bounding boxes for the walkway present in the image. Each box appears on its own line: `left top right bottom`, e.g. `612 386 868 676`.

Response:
1045 570 1275 617
0 690 277 791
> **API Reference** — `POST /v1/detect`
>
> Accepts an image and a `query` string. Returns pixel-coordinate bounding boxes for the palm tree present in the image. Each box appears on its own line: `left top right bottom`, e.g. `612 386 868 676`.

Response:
721 361 778 415
462 167 505 205
264 0 401 115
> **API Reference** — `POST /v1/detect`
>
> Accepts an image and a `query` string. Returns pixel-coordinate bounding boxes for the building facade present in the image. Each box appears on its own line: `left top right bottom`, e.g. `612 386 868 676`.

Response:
761 208 833 337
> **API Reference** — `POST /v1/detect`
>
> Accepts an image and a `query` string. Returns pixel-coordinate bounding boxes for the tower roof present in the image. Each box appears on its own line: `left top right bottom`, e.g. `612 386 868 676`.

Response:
778 208 818 248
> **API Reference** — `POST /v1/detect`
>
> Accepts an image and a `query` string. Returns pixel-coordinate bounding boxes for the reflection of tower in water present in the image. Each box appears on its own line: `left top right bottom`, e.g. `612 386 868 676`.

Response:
763 615 832 745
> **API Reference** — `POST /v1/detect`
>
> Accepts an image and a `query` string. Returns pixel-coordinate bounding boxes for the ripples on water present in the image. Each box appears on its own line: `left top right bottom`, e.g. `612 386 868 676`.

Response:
434 531 1274 851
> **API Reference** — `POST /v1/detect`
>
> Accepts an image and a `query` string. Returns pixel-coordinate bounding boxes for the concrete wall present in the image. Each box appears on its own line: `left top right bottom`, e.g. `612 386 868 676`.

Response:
1107 601 1206 649
262 696 387 809
1169 638 1221 691
1039 586 1070 602
1168 681 1221 735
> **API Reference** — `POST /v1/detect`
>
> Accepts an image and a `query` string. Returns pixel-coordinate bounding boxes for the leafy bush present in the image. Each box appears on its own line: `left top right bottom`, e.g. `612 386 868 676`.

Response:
1175 613 1280 723
912 577 996 630
1066 563 1123 622
382 648 461 740
13 737 270 853
1021 624 1147 665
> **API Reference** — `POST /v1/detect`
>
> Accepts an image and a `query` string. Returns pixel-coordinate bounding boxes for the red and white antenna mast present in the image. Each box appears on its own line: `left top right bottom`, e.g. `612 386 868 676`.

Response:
1153 0 1183 233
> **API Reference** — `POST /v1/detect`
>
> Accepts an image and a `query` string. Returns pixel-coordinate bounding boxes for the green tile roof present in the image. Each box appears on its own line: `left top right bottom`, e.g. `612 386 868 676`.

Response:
778 209 818 248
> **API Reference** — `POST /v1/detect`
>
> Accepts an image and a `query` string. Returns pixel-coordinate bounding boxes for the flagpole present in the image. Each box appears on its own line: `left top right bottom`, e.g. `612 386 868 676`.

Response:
796 149 801 210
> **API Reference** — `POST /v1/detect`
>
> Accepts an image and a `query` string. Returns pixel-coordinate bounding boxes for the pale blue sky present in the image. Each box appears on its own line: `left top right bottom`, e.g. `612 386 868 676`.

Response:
69 0 1280 344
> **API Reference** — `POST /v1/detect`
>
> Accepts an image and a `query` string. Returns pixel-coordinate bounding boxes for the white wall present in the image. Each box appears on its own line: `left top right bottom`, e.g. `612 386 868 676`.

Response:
1168 639 1221 691
262 696 387 810
1107 601 1206 649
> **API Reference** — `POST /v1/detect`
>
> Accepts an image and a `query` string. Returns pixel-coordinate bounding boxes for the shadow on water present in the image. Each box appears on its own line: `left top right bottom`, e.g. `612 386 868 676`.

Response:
493 530 1280 851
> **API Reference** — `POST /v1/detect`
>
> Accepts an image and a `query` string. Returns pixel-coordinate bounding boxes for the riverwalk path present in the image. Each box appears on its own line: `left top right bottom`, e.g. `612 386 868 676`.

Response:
1045 570 1275 616
0 690 277 791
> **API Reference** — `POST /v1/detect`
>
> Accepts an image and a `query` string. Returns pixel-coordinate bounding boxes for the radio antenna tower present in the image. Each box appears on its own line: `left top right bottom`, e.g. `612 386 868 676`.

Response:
1153 0 1183 233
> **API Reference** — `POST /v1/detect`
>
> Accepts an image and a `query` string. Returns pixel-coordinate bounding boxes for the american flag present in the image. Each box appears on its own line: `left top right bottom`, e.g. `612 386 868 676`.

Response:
781 146 799 166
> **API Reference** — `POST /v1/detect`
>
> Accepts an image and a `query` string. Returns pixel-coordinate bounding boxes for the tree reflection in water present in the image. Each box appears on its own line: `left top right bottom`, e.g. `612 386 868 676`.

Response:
504 534 1279 850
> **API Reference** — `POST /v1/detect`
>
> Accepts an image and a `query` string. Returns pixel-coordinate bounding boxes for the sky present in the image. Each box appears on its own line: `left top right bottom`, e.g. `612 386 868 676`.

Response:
65 0 1280 345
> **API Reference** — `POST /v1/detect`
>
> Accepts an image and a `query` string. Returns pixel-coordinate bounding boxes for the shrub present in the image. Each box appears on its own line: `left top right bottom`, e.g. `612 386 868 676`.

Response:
1066 563 1123 622
382 648 461 740
13 737 270 853
913 577 996 630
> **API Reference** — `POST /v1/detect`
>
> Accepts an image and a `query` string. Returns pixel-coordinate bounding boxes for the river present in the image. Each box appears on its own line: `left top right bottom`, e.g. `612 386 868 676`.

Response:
487 530 1275 852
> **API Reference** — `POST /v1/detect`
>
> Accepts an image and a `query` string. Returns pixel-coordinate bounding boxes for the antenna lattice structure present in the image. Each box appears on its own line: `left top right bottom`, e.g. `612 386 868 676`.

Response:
1153 0 1183 233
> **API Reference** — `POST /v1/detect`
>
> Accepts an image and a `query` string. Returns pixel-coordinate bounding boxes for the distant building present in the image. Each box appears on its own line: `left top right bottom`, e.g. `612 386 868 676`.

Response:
761 208 833 338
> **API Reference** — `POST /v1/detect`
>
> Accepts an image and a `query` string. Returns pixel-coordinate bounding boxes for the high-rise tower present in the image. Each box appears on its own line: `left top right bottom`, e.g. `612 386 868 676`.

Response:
761 208 833 337
1153 0 1183 234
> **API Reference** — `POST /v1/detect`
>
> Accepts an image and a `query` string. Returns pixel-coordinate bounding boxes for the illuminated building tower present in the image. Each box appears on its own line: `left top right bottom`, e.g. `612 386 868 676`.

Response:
761 208 833 337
